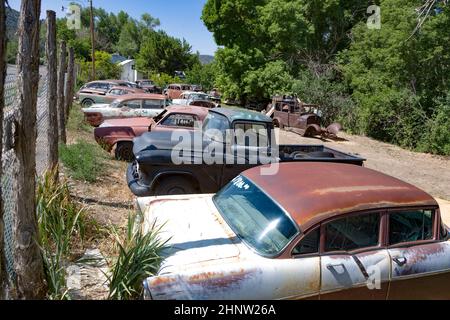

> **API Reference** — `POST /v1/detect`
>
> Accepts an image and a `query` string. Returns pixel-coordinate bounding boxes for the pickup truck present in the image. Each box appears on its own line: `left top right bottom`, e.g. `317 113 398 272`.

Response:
127 108 365 197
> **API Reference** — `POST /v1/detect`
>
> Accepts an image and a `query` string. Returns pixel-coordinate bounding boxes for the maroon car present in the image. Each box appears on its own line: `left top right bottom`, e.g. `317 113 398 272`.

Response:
94 105 209 161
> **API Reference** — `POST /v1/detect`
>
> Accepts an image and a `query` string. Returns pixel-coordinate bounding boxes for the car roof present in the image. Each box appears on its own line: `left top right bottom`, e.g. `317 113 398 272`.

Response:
242 162 437 231
211 107 272 123
164 105 210 119
114 93 166 101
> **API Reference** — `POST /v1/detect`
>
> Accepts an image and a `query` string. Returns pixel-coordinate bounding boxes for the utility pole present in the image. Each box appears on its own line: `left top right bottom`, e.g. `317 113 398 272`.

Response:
89 0 95 81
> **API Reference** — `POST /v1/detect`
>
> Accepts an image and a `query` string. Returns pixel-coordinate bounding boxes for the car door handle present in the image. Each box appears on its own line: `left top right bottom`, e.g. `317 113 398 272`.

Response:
326 263 344 270
393 256 407 266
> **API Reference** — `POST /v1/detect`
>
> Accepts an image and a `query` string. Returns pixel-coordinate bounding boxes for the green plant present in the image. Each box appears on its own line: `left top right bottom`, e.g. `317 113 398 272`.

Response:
67 103 92 134
59 140 107 182
107 213 168 300
37 169 87 300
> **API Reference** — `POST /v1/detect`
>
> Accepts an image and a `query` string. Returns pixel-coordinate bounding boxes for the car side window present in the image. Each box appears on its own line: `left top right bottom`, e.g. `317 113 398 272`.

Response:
143 99 164 109
122 100 141 109
292 228 320 255
389 210 434 245
234 122 269 147
324 213 380 252
441 220 448 240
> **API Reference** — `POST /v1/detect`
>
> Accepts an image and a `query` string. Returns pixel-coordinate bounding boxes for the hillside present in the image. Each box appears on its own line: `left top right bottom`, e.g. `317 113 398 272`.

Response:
199 54 214 65
6 6 19 40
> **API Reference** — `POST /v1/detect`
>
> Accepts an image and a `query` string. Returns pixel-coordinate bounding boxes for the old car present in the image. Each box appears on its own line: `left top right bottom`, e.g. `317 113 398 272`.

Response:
75 80 139 99
138 162 450 300
172 91 211 106
82 93 168 127
79 86 146 108
267 95 342 138
127 108 364 196
135 79 162 94
94 105 209 161
164 83 192 99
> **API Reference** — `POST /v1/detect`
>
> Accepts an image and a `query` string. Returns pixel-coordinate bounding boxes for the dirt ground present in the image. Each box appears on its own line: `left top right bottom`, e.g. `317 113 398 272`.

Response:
278 129 450 224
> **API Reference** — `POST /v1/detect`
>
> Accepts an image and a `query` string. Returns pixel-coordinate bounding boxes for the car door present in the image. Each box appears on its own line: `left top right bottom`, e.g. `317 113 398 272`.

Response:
320 212 390 299
387 208 450 299
142 99 164 117
118 99 141 118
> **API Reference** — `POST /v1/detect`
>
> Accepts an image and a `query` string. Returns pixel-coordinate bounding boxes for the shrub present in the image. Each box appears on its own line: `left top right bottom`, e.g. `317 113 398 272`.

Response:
107 213 168 300
59 140 106 182
418 99 450 156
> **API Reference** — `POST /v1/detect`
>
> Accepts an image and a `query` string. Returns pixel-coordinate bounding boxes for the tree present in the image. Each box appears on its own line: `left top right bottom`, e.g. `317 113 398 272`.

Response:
136 30 199 75
78 51 121 85
185 61 217 91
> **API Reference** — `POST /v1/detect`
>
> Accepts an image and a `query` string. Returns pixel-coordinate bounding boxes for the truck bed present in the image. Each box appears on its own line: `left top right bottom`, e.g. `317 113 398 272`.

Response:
279 145 365 166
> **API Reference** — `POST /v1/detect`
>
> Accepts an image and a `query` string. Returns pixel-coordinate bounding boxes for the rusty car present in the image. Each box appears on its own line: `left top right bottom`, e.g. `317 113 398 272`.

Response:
172 91 210 106
164 83 192 100
135 79 162 94
138 162 450 300
75 80 140 99
94 105 209 161
79 86 146 108
266 95 342 138
127 108 364 196
82 93 168 127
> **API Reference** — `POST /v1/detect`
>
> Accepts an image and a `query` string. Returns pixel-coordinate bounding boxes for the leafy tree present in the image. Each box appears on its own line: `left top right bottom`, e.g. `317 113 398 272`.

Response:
185 61 217 91
78 51 121 85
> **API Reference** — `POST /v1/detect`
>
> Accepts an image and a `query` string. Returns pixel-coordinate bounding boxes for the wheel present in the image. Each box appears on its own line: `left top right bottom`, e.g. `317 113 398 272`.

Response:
82 99 95 108
273 119 284 129
154 176 197 196
115 142 134 162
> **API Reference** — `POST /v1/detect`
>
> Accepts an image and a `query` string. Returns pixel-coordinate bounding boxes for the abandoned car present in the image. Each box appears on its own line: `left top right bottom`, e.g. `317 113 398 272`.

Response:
139 162 450 300
127 108 364 196
172 91 211 106
94 105 209 161
82 93 168 127
79 86 146 108
135 79 162 94
164 84 192 99
266 95 342 138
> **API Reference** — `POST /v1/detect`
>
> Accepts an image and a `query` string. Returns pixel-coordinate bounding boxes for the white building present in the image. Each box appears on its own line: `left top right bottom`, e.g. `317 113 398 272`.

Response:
118 59 143 82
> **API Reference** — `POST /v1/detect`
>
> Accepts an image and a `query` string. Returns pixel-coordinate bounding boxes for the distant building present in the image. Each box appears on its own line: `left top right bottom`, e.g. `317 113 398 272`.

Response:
118 59 143 82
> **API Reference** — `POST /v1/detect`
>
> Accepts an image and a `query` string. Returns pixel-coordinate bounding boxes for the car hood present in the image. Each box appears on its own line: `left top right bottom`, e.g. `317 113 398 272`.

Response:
133 130 196 155
100 117 154 128
137 195 247 273
82 104 110 112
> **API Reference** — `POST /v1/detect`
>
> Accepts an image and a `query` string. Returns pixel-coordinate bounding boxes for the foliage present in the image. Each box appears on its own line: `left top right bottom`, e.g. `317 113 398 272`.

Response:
37 169 87 300
185 61 217 91
136 30 200 76
59 140 107 183
149 73 183 89
107 213 168 300
78 51 121 84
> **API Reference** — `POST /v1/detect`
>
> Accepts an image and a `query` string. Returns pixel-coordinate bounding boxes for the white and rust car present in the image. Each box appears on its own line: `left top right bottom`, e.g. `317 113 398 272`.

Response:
138 162 450 300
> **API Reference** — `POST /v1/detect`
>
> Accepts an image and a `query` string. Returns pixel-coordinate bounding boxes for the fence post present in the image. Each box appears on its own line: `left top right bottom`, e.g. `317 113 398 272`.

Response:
0 0 7 299
64 47 75 123
57 41 67 144
14 0 46 299
46 11 58 171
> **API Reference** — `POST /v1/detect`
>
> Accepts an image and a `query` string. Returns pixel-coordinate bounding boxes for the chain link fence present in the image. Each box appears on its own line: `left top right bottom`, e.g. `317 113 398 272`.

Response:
2 71 52 282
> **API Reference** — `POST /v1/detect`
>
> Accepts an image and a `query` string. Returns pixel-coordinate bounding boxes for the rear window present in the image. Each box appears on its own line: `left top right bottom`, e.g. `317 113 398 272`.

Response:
161 114 197 128
389 210 434 245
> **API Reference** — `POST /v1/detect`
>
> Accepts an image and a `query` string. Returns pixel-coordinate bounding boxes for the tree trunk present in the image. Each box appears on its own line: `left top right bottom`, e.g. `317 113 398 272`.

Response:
14 0 46 299
0 0 8 299
57 41 66 144
64 47 74 123
45 11 58 171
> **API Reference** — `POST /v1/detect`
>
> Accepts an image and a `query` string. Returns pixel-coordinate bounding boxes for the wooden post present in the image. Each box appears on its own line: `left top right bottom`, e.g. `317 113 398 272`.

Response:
64 47 74 123
14 0 46 299
57 41 67 144
46 11 58 170
0 0 7 299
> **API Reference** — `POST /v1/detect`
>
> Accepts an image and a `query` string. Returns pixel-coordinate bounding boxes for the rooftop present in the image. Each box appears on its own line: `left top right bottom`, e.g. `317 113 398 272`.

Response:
242 162 437 231
211 107 272 123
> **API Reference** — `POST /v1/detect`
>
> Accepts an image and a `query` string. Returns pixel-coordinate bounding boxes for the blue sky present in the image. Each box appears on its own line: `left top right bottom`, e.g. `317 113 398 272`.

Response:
7 0 218 55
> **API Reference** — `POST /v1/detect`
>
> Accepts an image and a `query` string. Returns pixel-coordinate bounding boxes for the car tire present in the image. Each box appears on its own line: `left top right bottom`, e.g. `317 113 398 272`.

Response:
115 142 134 162
82 99 95 108
154 176 197 196
273 119 283 129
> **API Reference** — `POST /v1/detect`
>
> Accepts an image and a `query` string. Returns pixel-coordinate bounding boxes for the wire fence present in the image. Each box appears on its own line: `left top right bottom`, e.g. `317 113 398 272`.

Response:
2 71 52 282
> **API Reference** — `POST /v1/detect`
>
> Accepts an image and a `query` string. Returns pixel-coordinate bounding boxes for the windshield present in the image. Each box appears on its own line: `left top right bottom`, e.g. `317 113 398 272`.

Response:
213 176 299 257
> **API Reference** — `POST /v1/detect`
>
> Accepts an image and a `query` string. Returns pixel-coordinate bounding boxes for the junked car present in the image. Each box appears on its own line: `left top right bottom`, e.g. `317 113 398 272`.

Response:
94 105 209 161
127 108 365 197
164 84 192 99
79 86 146 108
76 80 139 99
135 79 162 94
82 93 168 127
172 91 211 106
139 162 450 300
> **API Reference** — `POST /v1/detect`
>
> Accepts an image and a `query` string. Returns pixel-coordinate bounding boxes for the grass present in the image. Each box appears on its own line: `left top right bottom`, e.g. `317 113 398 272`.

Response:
67 103 92 134
107 213 168 300
37 169 88 300
59 140 107 183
